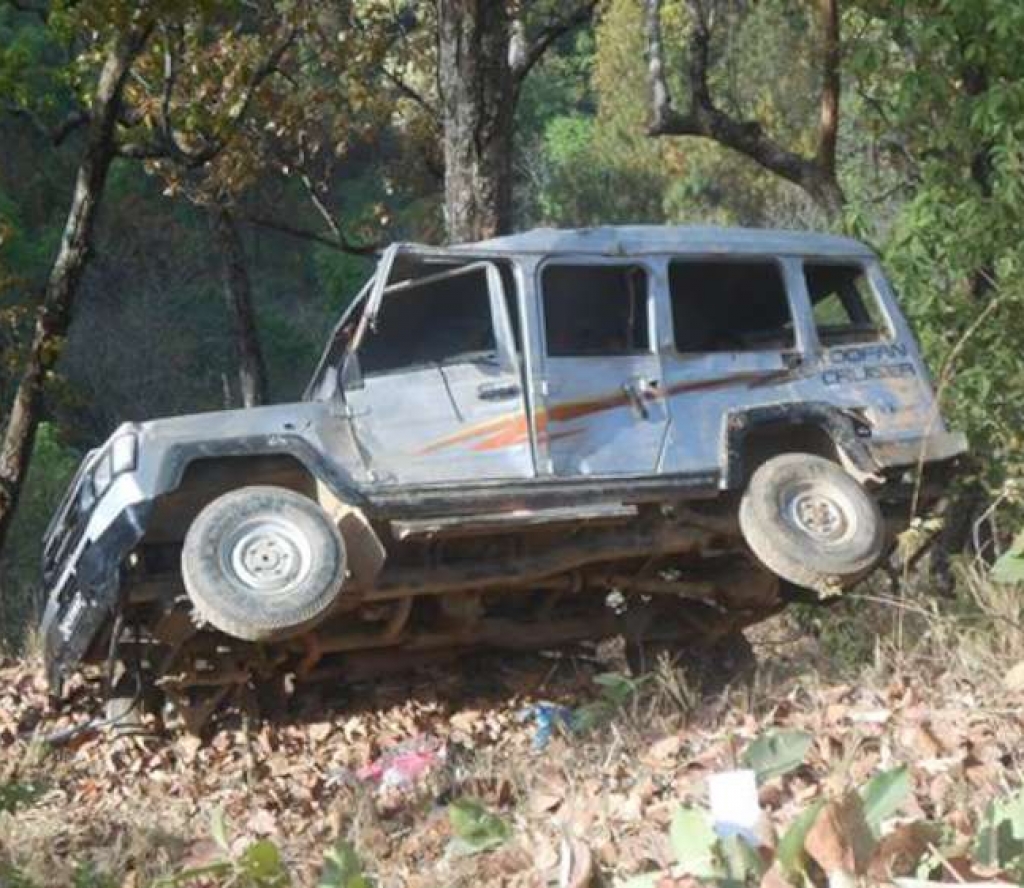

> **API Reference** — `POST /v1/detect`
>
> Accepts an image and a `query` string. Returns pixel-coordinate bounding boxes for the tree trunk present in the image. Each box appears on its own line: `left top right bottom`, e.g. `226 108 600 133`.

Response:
211 205 268 408
0 26 150 558
437 0 515 243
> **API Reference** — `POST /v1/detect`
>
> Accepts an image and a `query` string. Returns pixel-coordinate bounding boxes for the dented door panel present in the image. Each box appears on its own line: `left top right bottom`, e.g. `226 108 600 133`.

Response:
535 258 670 477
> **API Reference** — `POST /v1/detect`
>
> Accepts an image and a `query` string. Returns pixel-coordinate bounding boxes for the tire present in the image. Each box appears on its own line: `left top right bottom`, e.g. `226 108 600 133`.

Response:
739 453 884 593
181 486 346 641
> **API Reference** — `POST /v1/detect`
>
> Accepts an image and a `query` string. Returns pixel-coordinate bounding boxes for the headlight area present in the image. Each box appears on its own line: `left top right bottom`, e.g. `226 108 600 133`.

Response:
85 433 138 503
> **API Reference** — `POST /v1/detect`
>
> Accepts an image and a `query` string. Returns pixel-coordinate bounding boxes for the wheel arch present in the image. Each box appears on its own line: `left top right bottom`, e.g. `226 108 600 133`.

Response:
722 402 876 489
141 442 383 585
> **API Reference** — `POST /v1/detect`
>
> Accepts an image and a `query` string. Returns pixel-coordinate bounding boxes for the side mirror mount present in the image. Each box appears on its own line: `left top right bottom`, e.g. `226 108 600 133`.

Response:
485 263 518 375
340 349 364 392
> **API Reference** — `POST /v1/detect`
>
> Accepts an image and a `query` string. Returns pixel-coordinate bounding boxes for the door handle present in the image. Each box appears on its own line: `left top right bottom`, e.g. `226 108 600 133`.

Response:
477 381 520 401
622 377 658 420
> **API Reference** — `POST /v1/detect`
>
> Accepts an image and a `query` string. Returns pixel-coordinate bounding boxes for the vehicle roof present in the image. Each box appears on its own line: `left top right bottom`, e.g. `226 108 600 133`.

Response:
446 225 875 259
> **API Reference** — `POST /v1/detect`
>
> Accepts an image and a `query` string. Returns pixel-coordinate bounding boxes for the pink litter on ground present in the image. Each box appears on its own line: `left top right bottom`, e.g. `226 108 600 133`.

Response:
357 737 446 789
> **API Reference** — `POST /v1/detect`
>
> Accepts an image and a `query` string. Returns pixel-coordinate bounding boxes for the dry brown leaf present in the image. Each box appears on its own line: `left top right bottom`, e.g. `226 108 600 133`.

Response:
867 822 936 879
644 734 683 765
308 721 332 742
561 836 595 888
1003 660 1024 691
760 863 797 888
803 792 875 877
177 735 203 764
247 807 278 835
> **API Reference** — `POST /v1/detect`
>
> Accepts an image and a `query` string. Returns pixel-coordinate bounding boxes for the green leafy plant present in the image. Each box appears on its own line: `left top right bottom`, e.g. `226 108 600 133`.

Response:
0 779 46 814
155 810 290 887
317 841 374 888
573 671 649 732
741 729 813 783
860 765 911 835
992 530 1024 583
70 862 117 888
448 798 511 856
974 788 1024 880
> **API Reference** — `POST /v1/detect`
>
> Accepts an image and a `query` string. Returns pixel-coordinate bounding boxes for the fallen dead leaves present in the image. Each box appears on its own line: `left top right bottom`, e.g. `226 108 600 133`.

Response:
0 643 1021 888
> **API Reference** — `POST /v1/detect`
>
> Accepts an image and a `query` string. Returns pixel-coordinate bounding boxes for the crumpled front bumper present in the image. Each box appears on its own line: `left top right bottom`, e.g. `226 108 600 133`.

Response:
39 503 150 694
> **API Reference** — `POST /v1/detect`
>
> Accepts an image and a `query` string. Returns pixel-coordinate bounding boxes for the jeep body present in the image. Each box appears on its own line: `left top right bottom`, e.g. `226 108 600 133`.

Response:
40 226 966 719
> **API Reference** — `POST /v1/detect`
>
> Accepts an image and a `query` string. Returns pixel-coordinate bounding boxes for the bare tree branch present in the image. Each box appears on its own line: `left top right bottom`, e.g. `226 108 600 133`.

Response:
244 214 380 256
2 104 89 145
117 26 297 168
382 65 439 119
510 0 597 85
643 0 845 218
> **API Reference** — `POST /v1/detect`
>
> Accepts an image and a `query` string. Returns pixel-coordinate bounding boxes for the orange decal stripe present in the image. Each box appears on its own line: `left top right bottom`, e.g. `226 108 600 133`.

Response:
416 369 791 454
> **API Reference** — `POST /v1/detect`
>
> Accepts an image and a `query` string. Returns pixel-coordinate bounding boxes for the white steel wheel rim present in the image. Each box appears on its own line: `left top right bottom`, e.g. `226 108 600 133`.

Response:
783 482 855 545
219 515 313 595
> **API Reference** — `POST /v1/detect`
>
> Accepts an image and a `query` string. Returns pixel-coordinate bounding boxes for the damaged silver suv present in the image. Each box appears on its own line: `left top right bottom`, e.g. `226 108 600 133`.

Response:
40 226 966 728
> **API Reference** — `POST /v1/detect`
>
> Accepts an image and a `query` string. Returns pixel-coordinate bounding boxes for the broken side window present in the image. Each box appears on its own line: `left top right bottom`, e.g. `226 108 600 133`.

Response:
804 262 888 346
358 266 497 377
669 259 794 353
542 264 650 357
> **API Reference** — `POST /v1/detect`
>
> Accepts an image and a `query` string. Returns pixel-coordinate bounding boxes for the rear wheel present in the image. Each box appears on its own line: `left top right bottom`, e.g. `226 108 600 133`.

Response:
739 453 884 594
181 486 346 641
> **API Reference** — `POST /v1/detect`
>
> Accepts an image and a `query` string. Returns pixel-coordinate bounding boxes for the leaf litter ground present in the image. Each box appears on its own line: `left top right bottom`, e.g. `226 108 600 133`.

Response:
0 615 1022 887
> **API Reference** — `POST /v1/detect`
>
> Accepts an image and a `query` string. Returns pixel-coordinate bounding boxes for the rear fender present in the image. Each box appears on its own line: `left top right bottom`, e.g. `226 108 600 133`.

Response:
722 402 877 488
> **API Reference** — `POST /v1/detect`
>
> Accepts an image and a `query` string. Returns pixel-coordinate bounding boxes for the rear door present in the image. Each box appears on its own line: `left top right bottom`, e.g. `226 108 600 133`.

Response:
537 259 669 476
343 255 533 485
659 257 802 474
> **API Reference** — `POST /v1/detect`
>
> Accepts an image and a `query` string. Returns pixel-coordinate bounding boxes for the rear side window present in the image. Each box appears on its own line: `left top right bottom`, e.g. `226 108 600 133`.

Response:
805 262 888 346
542 264 650 356
669 259 794 352
358 267 496 376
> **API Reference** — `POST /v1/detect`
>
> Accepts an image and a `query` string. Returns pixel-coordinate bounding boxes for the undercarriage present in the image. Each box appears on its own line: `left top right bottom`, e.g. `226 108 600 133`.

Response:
100 503 784 732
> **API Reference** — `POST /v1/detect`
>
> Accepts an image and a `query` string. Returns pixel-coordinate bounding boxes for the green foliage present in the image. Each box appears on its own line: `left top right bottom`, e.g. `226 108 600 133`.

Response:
776 800 824 880
624 777 1024 887
847 0 1024 490
70 862 117 888
0 861 37 888
312 248 372 315
573 671 648 732
0 423 78 650
992 530 1024 583
670 806 720 878
155 810 291 887
448 798 511 855
974 788 1024 880
0 778 46 814
316 841 374 888
860 766 912 835
741 729 812 784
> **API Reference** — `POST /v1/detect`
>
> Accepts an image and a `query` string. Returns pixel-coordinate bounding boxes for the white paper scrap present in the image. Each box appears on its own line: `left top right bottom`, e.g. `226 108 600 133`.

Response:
708 768 761 843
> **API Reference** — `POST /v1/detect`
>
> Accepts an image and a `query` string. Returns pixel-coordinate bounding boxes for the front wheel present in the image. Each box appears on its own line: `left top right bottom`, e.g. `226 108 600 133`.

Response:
738 453 884 594
181 486 346 641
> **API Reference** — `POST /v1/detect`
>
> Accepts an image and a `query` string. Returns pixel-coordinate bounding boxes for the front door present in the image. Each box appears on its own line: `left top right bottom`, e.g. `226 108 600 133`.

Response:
343 255 533 485
538 260 669 476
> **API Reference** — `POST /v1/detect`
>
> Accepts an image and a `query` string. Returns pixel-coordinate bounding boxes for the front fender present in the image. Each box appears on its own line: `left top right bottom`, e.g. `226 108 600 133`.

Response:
40 402 368 691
